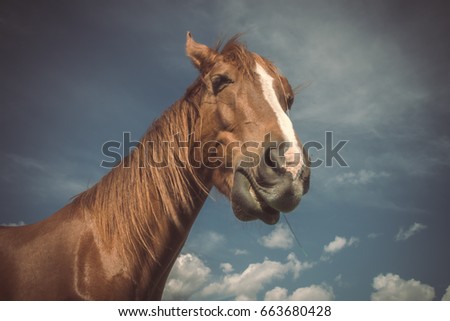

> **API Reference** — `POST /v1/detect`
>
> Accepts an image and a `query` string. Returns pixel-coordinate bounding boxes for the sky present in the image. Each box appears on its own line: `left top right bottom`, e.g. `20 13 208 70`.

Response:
1 0 450 300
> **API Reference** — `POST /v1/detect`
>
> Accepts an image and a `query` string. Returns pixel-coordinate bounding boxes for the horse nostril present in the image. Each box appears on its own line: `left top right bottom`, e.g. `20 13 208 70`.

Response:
263 147 286 175
261 145 307 181
264 147 275 168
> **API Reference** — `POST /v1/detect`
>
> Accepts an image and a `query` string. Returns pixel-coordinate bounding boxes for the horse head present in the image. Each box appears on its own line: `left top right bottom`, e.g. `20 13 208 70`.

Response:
186 32 310 225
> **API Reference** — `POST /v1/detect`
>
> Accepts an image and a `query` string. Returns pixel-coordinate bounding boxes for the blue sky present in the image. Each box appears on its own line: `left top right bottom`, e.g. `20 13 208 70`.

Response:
1 0 450 300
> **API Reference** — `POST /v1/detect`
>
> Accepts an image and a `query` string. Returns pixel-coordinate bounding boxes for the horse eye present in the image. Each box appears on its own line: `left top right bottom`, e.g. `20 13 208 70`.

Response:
211 74 233 95
287 95 294 109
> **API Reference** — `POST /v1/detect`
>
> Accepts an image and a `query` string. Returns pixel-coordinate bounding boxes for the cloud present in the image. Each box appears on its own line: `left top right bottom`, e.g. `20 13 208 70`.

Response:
162 253 211 300
258 223 294 249
1 221 25 227
325 236 359 253
201 253 312 300
334 274 350 288
6 153 47 172
289 285 334 300
2 152 95 204
442 285 450 301
205 231 225 243
275 8 431 133
263 287 288 300
395 223 427 241
367 233 382 239
187 231 226 254
265 284 335 301
371 273 435 300
214 0 434 136
234 249 248 256
220 263 234 274
322 236 359 260
329 170 390 186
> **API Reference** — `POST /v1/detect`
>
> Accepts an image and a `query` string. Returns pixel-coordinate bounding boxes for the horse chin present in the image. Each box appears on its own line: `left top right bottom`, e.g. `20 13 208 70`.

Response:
231 170 280 225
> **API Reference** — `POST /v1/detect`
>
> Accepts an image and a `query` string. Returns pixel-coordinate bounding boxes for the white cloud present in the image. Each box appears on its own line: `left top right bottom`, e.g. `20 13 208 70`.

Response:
187 231 226 254
324 236 346 254
265 284 334 301
220 263 234 274
289 284 335 301
330 170 390 186
287 252 315 279
234 249 248 256
264 287 289 300
322 236 359 257
371 273 435 300
1 221 25 227
442 285 450 301
162 253 211 300
201 253 312 300
395 222 427 241
334 274 349 288
6 153 47 172
258 223 294 249
206 231 226 243
367 232 382 239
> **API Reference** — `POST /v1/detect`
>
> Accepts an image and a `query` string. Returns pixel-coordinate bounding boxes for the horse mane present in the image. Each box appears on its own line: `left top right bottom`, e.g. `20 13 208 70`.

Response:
72 86 208 265
219 34 280 78
71 35 273 266
191 34 279 79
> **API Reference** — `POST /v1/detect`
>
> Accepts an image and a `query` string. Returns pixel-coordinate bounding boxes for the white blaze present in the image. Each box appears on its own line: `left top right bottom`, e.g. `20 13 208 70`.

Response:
255 63 304 176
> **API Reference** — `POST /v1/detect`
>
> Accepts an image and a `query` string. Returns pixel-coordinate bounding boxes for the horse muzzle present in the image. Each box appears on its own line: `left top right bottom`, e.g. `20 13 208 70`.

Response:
231 147 310 224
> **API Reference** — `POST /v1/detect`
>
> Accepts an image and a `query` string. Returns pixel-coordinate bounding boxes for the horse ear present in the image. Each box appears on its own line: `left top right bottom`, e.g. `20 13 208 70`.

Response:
186 32 215 71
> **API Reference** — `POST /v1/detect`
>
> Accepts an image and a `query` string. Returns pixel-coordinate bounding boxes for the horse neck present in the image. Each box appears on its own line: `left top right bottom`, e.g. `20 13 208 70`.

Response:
74 94 212 284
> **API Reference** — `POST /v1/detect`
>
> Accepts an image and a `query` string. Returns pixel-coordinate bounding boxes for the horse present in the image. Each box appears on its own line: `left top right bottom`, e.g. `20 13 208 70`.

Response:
0 32 310 300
